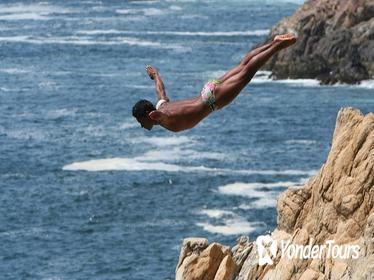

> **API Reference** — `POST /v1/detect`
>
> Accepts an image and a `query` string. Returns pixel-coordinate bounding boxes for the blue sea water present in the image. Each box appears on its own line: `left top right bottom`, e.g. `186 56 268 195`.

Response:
0 0 373 279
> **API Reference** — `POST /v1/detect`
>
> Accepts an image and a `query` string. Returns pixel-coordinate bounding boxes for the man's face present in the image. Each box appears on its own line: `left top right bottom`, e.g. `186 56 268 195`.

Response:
137 116 153 130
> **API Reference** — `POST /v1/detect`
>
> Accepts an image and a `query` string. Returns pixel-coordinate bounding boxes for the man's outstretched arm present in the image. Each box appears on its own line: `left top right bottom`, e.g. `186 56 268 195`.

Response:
146 65 169 102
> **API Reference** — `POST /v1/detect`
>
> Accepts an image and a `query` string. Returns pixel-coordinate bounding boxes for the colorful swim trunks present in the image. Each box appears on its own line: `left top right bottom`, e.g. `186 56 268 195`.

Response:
201 79 220 111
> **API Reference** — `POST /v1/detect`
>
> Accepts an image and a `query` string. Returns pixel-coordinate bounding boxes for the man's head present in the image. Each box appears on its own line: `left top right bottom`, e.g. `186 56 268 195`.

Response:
132 99 156 130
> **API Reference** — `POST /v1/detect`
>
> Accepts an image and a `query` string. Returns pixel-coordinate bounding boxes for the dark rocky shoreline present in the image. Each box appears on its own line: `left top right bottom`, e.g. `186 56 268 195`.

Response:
264 0 374 85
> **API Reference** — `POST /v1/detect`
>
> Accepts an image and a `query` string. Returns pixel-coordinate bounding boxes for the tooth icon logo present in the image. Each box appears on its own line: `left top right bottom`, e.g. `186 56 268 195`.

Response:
256 235 277 265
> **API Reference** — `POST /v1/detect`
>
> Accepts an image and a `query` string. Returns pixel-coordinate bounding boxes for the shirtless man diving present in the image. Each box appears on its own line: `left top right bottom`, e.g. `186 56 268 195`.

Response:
132 33 297 132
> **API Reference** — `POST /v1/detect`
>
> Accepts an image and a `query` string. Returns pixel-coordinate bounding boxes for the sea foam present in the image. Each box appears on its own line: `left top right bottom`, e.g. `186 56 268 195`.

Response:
218 180 305 209
196 209 264 235
0 35 188 51
63 156 316 176
253 71 374 89
77 29 269 37
196 208 263 235
0 3 74 21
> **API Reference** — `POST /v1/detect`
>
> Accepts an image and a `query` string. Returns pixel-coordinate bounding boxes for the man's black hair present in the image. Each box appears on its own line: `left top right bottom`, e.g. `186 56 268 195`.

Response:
132 99 156 118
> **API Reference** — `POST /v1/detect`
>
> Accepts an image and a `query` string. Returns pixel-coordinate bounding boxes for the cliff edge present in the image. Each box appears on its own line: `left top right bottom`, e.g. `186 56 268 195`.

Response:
264 0 374 84
175 107 374 280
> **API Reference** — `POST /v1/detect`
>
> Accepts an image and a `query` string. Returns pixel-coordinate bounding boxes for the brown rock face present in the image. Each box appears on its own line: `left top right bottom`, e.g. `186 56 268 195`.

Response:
278 107 374 244
175 107 374 280
176 241 236 280
265 0 374 84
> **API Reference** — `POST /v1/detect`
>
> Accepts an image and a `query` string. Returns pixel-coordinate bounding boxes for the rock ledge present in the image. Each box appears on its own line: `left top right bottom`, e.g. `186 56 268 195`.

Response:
265 0 374 84
176 107 374 280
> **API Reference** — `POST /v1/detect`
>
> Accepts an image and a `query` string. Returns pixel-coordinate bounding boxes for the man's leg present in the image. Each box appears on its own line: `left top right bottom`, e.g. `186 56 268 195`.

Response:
219 42 274 83
215 34 296 108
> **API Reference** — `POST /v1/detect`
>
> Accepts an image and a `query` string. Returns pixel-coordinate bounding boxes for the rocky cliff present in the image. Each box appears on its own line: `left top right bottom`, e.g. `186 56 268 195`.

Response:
175 107 374 280
264 0 374 84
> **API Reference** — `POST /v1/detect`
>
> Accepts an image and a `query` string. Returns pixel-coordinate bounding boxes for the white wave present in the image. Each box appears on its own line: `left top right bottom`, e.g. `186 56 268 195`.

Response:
63 135 314 174
143 8 166 16
0 3 75 21
120 37 163 48
126 84 154 89
0 3 71 14
63 157 199 172
0 13 48 20
46 108 78 118
285 139 317 145
0 35 113 45
77 29 269 37
137 148 225 162
252 71 320 87
219 180 306 209
252 76 321 87
253 70 272 80
136 149 183 162
253 71 374 89
0 87 18 92
218 181 302 197
115 9 134 15
197 208 263 235
169 5 183 11
238 196 279 209
235 169 316 176
199 209 235 218
77 29 123 35
131 0 160 4
276 79 320 86
116 8 167 16
332 79 374 89
0 68 30 74
357 80 374 89
196 220 257 235
130 136 193 147
38 80 57 89
0 35 187 50
63 155 316 176
117 5 182 16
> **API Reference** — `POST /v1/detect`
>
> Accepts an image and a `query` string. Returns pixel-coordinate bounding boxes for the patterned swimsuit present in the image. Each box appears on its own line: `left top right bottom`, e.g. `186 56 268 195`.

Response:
200 79 220 112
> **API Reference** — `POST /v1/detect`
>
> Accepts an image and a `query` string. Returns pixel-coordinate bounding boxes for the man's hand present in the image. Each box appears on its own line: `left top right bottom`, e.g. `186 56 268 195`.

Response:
146 65 158 80
146 65 169 102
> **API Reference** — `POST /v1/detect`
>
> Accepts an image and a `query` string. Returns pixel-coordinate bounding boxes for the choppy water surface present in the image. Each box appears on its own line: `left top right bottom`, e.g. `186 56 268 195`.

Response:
0 1 373 279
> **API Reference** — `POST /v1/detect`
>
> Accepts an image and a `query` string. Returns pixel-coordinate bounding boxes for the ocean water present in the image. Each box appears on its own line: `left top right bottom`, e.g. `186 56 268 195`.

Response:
0 1 373 279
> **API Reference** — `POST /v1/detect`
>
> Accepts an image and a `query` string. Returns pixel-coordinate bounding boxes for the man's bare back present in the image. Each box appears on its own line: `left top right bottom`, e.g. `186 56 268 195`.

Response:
132 33 297 132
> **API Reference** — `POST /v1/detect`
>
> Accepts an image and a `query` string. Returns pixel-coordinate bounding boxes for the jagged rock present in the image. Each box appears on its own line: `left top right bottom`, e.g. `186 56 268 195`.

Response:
264 0 374 84
214 255 236 280
175 107 374 280
277 107 374 244
298 268 321 280
231 236 253 273
176 238 209 271
176 241 235 280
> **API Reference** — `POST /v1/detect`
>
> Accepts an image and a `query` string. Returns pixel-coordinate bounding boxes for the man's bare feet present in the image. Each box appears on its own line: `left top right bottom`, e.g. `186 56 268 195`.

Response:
273 33 297 48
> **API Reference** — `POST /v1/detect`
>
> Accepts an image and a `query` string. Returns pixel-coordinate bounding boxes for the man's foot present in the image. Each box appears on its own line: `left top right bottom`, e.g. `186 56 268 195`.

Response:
273 33 297 48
